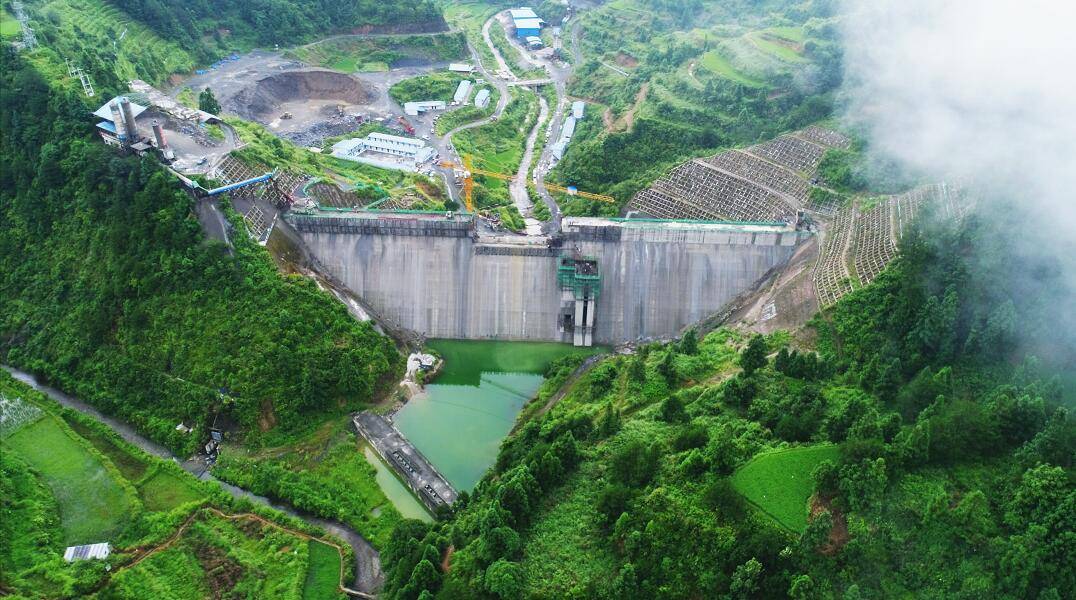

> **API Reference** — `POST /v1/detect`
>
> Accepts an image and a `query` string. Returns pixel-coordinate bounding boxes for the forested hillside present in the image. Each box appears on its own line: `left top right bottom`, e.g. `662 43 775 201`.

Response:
551 0 840 210
19 0 444 90
378 208 1074 599
107 0 444 48
0 48 402 454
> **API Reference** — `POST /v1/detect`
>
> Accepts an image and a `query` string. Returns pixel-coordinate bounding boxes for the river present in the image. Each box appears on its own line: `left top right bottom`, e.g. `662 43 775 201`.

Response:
1 365 383 594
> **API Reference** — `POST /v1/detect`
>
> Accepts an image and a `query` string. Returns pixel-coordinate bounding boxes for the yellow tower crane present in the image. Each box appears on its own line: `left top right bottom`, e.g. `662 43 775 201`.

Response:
439 155 615 213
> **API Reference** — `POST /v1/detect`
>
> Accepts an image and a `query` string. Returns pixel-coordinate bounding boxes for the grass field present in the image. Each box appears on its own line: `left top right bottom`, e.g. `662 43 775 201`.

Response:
731 444 839 532
303 540 345 600
66 417 149 481
138 469 205 512
1 9 21 40
289 33 467 74
442 1 501 71
698 50 764 86
388 71 469 104
4 414 136 544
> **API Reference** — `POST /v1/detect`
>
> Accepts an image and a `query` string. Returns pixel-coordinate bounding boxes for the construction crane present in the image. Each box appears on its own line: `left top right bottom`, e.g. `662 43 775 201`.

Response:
439 155 614 212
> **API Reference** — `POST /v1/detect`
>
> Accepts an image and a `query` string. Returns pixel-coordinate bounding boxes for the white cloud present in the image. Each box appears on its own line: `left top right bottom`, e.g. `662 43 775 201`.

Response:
839 0 1076 233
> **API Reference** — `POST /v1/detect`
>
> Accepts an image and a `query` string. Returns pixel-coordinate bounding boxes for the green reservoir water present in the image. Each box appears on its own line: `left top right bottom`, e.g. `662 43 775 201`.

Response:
362 446 432 522
393 340 600 491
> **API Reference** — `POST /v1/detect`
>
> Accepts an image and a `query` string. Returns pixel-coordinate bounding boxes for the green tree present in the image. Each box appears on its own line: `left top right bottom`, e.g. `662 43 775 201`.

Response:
658 350 678 385
659 395 687 422
740 335 768 376
198 87 221 115
485 559 524 599
679 328 699 355
730 558 762 599
839 458 887 512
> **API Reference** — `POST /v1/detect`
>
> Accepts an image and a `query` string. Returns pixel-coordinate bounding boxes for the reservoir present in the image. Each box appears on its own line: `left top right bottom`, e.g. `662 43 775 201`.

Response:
393 340 600 491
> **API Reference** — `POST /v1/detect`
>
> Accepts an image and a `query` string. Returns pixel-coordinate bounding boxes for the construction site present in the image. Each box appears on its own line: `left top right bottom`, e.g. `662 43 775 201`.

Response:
76 8 971 517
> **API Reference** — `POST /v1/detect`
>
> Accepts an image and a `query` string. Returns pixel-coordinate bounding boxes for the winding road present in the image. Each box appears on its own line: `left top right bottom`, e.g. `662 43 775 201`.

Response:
2 366 384 595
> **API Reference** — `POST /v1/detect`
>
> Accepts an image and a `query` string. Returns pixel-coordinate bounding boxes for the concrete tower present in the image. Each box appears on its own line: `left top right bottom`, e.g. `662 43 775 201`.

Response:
109 101 126 144
118 97 138 141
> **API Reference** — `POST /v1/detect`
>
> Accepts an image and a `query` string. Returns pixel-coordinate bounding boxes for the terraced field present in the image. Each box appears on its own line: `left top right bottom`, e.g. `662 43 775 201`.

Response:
697 49 764 86
33 0 199 84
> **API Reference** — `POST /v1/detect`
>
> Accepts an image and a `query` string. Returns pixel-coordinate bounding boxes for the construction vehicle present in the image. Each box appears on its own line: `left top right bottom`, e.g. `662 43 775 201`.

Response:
397 115 415 135
280 111 293 119
438 155 615 213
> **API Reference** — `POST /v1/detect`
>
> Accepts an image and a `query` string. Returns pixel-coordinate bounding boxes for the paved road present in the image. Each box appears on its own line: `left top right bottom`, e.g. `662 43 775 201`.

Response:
295 28 462 52
510 94 549 235
482 17 517 79
2 365 384 594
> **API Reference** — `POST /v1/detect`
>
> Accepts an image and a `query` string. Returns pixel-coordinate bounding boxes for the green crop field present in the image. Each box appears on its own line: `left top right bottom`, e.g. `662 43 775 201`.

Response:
66 417 149 481
303 540 345 600
3 413 136 544
731 444 839 532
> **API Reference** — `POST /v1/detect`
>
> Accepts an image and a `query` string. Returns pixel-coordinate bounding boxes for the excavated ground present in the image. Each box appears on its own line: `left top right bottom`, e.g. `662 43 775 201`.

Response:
171 51 440 146
231 69 375 127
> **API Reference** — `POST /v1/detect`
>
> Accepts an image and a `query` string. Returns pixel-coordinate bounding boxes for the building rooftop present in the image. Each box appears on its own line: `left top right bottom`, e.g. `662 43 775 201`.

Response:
509 7 538 19
514 17 544 29
64 543 111 562
91 96 148 121
367 132 427 148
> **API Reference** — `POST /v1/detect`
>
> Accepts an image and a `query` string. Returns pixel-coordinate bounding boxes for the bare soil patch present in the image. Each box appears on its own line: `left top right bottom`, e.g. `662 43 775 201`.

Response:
614 51 639 68
809 494 850 555
192 540 245 599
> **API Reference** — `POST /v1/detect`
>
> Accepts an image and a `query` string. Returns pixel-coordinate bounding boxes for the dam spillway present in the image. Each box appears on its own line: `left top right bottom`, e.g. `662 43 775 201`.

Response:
287 211 809 345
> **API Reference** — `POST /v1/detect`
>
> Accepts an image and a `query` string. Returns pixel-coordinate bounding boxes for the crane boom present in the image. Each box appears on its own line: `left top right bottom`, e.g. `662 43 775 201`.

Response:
439 157 614 212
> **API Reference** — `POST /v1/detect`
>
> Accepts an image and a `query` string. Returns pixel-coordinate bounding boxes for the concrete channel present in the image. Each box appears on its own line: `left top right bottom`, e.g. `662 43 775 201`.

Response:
353 412 458 512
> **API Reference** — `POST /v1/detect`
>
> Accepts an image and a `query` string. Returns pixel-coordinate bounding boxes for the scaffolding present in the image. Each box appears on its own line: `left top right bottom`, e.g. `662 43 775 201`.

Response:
557 254 601 300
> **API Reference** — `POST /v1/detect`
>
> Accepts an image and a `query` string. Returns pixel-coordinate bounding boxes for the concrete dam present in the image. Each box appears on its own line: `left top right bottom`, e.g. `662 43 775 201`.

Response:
287 211 810 345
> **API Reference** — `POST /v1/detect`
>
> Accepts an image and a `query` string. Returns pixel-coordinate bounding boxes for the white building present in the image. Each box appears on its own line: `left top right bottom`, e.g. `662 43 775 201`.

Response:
551 116 577 161
474 89 491 109
403 100 446 116
453 80 473 104
332 132 435 172
560 116 576 139
525 36 544 50
449 63 475 73
509 7 539 20
64 543 111 562
572 100 585 119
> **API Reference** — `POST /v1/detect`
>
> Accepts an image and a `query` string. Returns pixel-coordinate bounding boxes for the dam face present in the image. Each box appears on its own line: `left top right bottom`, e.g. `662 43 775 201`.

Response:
289 212 808 345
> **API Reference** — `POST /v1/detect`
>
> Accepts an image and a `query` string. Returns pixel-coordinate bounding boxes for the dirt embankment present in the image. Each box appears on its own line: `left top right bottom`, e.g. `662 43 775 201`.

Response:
348 20 448 35
232 70 375 121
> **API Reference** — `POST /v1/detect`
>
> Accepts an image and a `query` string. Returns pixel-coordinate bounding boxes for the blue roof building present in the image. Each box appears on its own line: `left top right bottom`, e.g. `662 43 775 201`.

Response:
514 17 543 38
